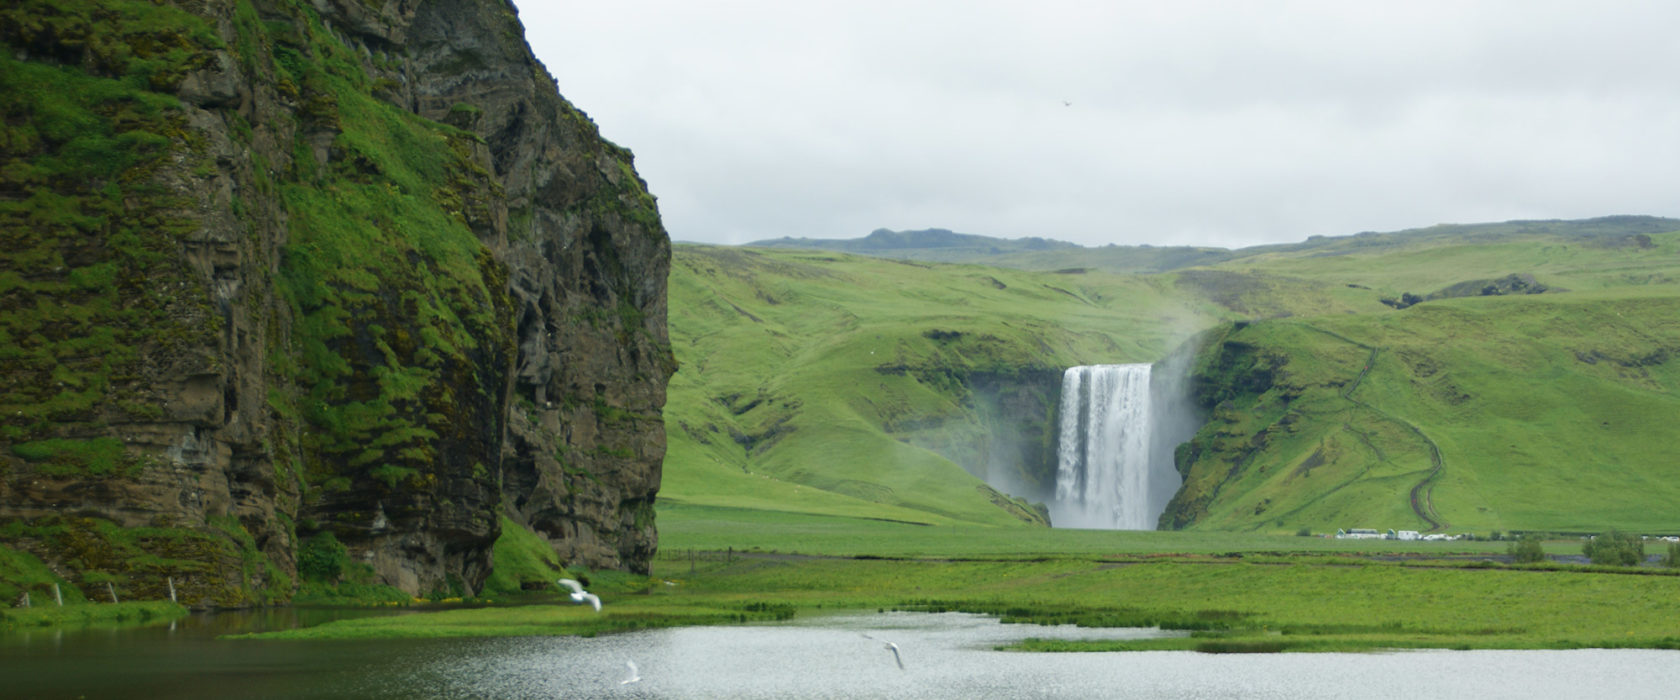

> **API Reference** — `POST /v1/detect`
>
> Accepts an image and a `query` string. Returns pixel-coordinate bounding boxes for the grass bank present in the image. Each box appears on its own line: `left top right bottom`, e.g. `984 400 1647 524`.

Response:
234 510 1680 653
234 553 1680 652
1 600 187 631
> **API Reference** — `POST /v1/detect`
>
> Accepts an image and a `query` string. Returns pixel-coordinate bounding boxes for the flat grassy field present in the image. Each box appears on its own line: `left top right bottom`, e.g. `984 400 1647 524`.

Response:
238 507 1680 653
653 502 1515 558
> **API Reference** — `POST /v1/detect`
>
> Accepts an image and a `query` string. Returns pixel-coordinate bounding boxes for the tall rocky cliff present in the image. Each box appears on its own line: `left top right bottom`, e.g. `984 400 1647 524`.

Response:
0 0 673 606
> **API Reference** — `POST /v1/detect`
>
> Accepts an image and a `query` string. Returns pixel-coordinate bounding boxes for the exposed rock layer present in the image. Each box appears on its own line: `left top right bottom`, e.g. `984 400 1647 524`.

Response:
0 0 671 606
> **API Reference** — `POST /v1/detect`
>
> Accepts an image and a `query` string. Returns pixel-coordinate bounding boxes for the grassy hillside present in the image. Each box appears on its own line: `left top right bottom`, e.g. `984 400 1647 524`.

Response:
1168 282 1680 534
1227 218 1679 298
1165 225 1680 533
664 220 1680 537
663 246 1221 526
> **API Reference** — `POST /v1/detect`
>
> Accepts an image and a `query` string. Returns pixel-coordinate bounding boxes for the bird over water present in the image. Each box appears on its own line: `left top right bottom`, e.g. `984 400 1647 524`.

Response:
557 578 601 611
862 633 905 670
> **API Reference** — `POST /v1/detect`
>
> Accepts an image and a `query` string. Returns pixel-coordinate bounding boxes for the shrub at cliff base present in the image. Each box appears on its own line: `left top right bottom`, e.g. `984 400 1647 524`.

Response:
479 516 568 597
294 532 408 606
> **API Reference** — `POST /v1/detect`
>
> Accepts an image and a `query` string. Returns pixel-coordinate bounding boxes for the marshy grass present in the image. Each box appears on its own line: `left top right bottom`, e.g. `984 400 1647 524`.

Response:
0 600 188 631
234 532 1680 653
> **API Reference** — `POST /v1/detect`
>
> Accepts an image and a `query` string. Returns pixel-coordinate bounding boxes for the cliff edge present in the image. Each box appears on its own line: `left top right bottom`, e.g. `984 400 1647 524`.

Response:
0 0 672 606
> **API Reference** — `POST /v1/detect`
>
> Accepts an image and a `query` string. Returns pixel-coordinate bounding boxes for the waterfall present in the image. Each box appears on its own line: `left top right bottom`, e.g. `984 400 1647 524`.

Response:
1050 364 1175 530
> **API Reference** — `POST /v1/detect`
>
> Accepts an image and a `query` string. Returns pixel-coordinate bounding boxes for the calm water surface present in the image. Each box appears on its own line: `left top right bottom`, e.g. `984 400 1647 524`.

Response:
6 610 1678 699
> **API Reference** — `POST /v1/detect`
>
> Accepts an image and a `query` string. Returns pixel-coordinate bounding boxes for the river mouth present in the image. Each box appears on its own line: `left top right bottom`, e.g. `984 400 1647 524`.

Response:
6 609 1679 698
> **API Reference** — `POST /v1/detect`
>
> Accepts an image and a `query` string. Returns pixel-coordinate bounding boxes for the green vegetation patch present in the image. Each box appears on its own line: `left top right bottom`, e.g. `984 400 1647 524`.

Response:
1 600 187 631
479 516 568 597
261 1 514 514
228 508 1680 651
0 515 273 608
0 3 222 446
8 437 135 477
292 534 409 607
654 502 1523 559
0 543 81 607
233 547 1680 652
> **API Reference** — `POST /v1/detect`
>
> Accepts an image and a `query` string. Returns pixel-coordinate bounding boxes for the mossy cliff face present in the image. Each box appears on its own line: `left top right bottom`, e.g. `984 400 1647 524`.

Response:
401 0 674 575
1157 326 1287 530
0 0 671 606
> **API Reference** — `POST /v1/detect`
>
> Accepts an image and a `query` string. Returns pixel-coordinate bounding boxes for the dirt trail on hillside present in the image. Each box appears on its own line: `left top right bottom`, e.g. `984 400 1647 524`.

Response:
1306 327 1448 532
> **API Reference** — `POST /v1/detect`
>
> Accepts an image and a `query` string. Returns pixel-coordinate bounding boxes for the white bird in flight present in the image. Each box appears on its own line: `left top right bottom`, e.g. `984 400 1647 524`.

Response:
557 578 601 611
862 633 905 670
621 660 642 685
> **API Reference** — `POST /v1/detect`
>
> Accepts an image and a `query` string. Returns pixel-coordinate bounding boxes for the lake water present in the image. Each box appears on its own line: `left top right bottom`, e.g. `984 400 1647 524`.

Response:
6 609 1679 699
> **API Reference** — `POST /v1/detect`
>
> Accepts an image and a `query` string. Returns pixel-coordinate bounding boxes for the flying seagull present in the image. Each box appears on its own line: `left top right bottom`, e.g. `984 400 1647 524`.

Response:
557 578 601 611
862 633 905 670
882 641 904 670
621 660 642 685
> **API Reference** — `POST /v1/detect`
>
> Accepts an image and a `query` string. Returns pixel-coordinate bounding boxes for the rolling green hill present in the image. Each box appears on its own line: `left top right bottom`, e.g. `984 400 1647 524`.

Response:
663 246 1222 526
1169 245 1680 534
663 220 1680 536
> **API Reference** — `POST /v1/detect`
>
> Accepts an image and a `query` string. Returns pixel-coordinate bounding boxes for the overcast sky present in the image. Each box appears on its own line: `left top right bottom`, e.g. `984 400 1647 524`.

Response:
516 1 1680 249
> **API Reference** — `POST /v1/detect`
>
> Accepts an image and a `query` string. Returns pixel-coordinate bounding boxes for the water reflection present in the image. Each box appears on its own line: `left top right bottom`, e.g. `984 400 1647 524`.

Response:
6 610 1680 699
390 612 1176 699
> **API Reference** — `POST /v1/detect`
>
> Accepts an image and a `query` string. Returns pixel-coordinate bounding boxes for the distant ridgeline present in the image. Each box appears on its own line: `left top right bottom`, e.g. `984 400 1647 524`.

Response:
752 228 1079 258
752 217 1680 275
0 0 674 607
667 215 1680 536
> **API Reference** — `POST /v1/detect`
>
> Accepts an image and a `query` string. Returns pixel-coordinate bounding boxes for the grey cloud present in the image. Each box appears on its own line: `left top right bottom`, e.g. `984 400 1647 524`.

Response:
518 1 1680 248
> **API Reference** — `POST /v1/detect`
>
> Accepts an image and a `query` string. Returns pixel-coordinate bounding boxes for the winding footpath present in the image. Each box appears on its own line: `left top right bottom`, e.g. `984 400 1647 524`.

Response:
1308 327 1449 532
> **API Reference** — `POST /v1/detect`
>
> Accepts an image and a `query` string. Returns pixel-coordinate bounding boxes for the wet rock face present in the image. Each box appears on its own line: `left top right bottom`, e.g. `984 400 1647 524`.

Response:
0 0 672 604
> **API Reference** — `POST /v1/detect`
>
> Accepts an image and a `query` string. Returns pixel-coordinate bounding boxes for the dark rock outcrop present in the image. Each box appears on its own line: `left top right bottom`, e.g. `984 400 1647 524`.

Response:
1382 273 1555 309
0 0 671 606
1426 273 1552 301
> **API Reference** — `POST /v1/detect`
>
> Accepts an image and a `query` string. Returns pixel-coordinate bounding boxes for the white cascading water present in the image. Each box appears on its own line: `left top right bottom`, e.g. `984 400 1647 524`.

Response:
1051 364 1158 529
